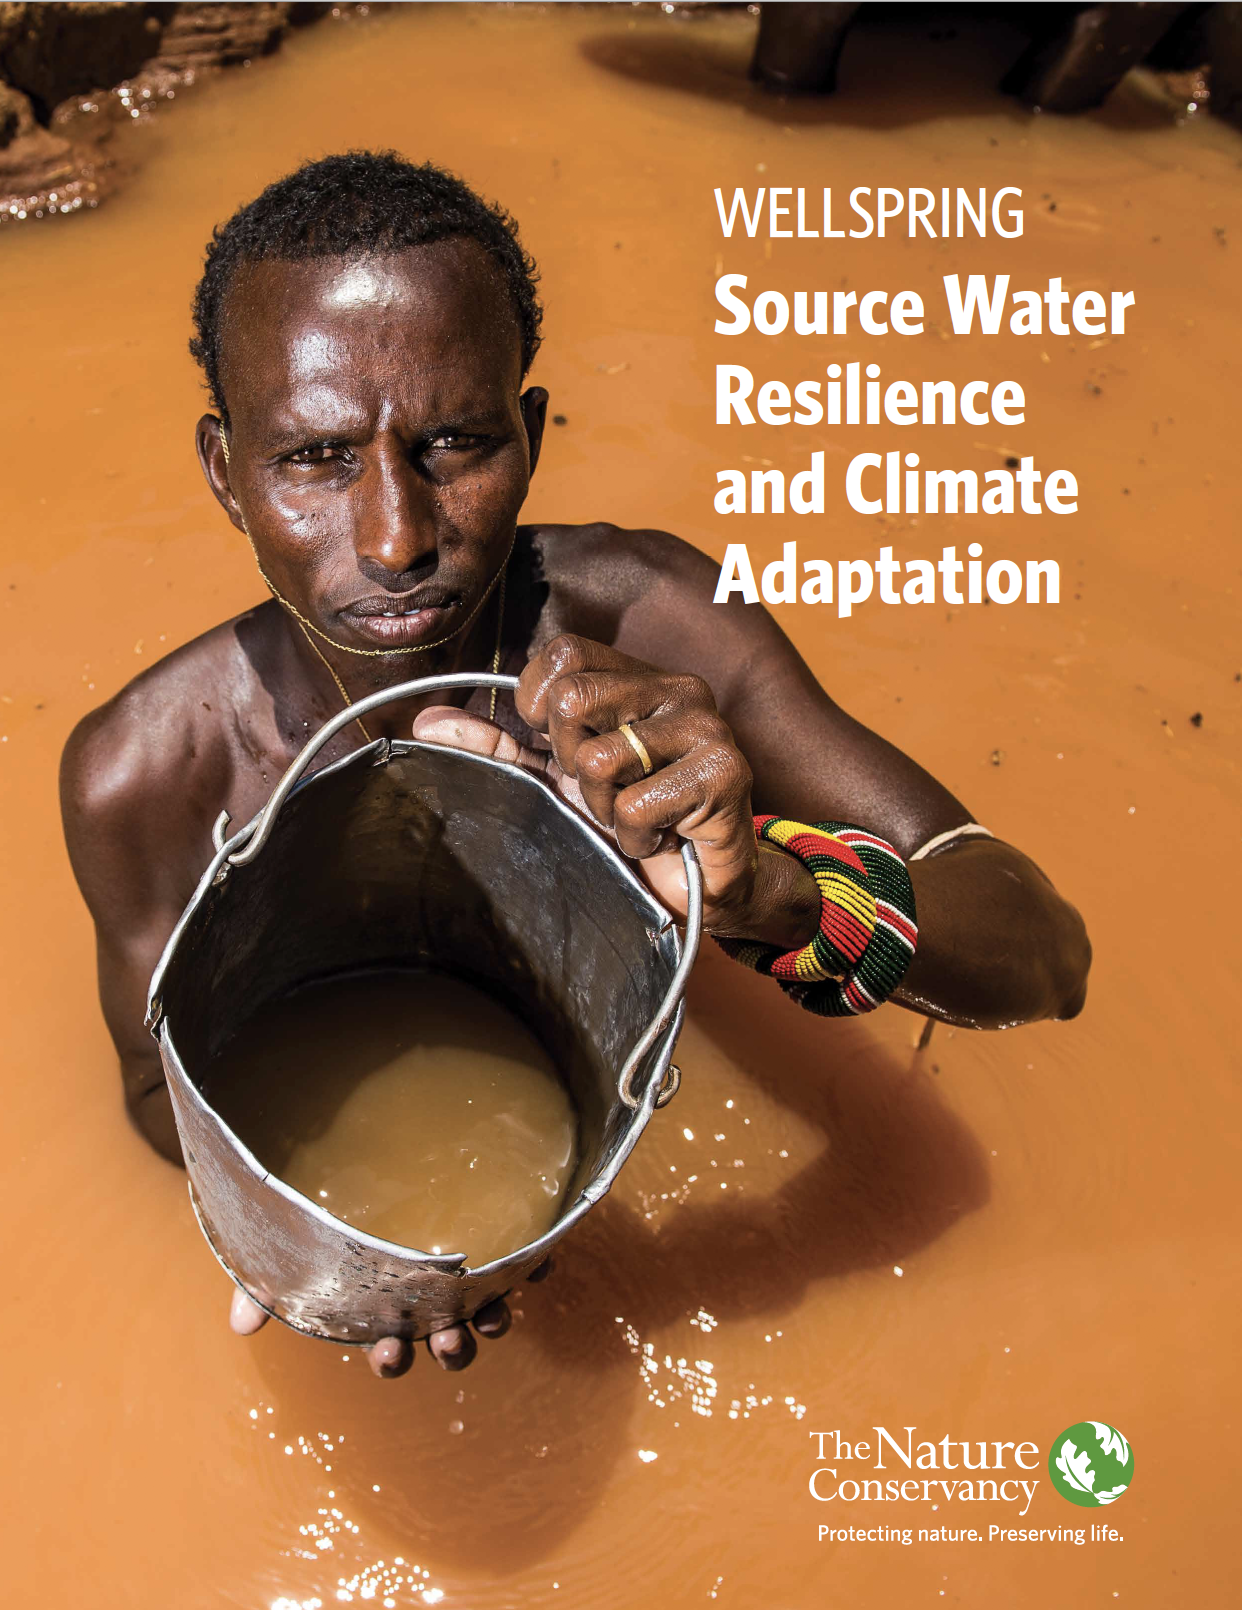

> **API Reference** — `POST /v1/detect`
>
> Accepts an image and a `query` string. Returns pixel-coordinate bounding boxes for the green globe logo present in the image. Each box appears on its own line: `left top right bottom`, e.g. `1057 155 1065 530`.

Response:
1049 1422 1134 1507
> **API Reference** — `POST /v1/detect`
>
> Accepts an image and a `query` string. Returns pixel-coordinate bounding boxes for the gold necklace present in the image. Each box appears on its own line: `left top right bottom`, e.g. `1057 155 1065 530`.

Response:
220 425 509 738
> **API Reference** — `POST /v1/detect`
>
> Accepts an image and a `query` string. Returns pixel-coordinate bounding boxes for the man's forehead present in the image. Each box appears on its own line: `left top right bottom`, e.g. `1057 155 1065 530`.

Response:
221 241 522 390
316 258 426 311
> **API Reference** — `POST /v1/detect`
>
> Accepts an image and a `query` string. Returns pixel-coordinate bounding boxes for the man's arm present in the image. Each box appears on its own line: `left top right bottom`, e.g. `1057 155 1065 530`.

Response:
505 525 1091 1030
60 692 222 1163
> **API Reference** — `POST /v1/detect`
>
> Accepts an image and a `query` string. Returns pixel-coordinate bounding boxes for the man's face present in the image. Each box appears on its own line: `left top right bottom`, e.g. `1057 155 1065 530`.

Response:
204 240 544 651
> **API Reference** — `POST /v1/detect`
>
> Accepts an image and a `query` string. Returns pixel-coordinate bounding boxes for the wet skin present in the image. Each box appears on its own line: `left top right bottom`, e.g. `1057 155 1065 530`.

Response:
61 239 1090 1378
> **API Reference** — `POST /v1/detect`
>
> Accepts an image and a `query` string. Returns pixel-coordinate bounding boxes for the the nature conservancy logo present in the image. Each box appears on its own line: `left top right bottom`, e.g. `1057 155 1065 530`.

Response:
807 1421 1136 1522
1048 1422 1134 1508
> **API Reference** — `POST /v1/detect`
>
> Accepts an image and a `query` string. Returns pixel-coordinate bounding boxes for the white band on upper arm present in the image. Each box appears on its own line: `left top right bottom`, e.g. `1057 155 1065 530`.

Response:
909 822 995 862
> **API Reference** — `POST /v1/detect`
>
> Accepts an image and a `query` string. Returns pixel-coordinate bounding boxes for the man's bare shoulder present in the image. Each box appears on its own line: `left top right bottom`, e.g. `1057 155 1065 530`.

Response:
59 606 272 889
530 521 719 602
526 521 779 689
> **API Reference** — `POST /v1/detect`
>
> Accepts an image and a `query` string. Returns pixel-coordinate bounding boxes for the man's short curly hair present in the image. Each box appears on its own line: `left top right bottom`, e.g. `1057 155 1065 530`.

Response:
189 151 543 424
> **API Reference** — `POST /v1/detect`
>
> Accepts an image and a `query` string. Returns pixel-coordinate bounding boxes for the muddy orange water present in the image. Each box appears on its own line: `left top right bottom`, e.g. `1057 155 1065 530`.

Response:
203 971 578 1264
1 6 1239 1606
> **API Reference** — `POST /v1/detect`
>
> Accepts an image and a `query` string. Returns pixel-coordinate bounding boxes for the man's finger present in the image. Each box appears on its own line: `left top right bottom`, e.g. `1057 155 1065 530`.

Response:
574 710 725 829
517 633 653 731
367 1336 414 1379
427 1322 479 1371
612 746 754 864
412 705 550 778
472 1297 512 1338
229 1287 270 1336
541 670 667 775
541 670 718 781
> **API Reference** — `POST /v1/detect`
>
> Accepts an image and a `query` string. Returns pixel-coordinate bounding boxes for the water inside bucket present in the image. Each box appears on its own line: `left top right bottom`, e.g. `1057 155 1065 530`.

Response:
200 969 579 1263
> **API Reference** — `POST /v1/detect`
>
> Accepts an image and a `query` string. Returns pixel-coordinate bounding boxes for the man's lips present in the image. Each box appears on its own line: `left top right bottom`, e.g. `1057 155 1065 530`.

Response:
341 590 458 618
338 594 460 647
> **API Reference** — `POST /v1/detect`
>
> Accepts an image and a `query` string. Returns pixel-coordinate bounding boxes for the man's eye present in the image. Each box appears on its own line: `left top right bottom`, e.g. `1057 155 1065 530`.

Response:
288 444 342 464
427 432 482 451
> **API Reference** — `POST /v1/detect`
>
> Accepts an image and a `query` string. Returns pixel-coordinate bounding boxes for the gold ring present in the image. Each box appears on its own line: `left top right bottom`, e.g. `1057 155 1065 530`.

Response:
618 721 654 777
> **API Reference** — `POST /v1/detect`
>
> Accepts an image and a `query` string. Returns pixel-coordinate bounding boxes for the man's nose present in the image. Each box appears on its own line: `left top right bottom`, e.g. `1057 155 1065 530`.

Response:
351 446 438 583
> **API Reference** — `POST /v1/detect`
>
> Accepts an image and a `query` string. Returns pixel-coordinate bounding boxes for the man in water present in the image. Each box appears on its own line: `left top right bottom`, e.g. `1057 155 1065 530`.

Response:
61 152 1090 1379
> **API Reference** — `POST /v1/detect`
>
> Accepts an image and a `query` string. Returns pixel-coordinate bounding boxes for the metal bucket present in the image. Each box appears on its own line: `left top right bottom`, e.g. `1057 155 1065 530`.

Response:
146 673 701 1344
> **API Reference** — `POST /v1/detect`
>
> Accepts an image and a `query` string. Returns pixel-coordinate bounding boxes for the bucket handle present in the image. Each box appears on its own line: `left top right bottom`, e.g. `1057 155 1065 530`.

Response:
216 671 701 1112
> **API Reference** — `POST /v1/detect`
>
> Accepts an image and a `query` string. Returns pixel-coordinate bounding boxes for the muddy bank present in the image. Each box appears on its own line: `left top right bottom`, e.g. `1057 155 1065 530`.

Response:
0 1 340 221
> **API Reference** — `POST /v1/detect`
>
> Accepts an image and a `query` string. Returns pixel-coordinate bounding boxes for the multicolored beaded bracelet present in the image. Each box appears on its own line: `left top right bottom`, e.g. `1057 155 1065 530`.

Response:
714 816 918 1017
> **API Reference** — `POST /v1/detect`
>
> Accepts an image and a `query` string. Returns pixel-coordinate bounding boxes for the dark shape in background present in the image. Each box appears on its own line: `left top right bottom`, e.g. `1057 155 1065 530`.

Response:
749 1 1232 116
1 2 1237 227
